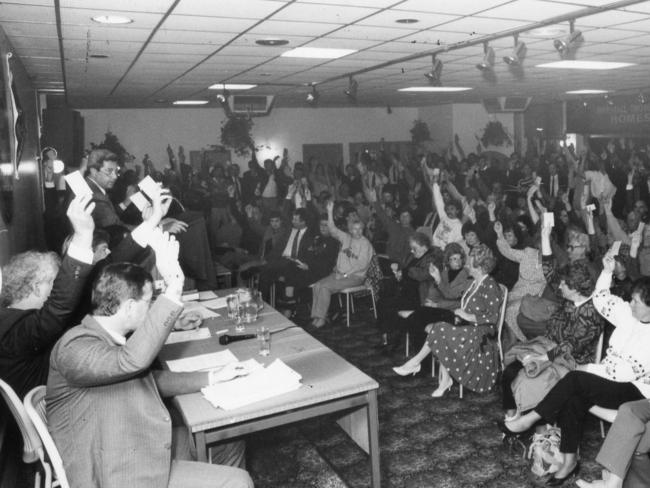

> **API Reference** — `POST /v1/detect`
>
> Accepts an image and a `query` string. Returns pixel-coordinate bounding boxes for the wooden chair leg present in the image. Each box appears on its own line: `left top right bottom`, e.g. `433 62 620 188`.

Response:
405 333 410 357
351 293 355 314
370 290 378 319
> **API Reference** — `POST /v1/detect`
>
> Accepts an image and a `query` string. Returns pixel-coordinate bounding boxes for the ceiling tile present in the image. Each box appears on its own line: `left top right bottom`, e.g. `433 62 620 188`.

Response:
435 16 533 35
478 0 583 21
59 8 164 28
270 3 380 23
162 16 260 32
173 0 286 17
60 0 175 13
393 0 516 16
358 10 459 28
247 20 340 36
579 9 647 27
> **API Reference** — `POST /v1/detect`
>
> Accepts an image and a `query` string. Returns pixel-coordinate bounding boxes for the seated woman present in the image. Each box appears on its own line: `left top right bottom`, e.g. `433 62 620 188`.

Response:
501 253 650 486
390 242 473 350
377 232 436 348
494 221 546 343
501 260 604 420
393 244 504 397
310 200 373 328
576 399 650 488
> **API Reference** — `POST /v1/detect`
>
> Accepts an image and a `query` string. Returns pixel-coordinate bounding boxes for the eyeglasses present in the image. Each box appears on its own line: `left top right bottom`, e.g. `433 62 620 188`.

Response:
99 167 120 177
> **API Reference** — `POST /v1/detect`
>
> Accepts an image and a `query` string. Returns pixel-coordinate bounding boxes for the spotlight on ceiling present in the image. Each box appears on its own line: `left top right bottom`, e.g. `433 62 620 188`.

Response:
306 85 319 106
553 20 583 59
216 89 230 106
344 76 358 102
503 35 526 65
424 55 443 85
637 92 647 105
476 42 495 71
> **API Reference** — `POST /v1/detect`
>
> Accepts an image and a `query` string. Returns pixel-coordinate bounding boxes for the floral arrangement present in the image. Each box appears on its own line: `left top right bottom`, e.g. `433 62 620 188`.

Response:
410 119 431 145
90 131 133 165
480 120 512 147
220 115 255 156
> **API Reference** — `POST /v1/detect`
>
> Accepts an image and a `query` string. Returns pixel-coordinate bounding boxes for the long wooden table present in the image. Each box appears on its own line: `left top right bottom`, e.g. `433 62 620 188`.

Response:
158 300 380 487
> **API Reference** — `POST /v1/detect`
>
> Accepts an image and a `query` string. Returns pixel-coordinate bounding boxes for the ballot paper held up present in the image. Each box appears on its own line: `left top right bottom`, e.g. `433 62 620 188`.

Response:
201 359 302 410
165 327 211 345
167 350 238 372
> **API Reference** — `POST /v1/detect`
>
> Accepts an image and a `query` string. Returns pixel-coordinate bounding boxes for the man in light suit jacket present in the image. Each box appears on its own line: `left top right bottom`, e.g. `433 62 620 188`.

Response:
46 222 253 488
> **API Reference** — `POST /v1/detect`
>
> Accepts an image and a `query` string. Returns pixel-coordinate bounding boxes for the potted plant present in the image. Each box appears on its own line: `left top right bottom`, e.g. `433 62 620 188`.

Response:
480 120 512 147
220 115 256 157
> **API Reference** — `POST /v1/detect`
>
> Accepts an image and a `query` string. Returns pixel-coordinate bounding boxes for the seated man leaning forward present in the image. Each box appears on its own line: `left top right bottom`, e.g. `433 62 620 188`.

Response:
46 228 253 488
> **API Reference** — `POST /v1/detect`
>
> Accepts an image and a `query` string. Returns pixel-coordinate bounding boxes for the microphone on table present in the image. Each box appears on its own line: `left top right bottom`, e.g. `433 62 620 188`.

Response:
219 334 256 345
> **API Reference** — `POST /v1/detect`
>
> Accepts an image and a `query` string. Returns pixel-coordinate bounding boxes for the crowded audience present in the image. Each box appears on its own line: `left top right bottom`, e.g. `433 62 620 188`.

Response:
5 133 650 486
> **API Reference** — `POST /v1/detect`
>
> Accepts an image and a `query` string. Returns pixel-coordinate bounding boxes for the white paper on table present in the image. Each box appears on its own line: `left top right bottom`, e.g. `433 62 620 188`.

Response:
165 327 211 345
183 301 219 319
167 350 238 372
201 359 302 410
200 297 229 309
198 290 218 300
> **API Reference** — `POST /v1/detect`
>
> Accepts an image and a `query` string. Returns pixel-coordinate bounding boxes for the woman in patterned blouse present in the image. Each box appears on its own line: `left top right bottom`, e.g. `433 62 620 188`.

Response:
500 261 605 419
502 253 650 485
393 244 504 397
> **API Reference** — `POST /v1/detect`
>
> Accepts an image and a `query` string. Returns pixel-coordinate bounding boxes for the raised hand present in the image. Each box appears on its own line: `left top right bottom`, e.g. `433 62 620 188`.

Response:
149 228 184 299
67 194 95 249
326 200 334 214
174 310 202 331
602 253 615 274
428 263 441 283
161 218 188 234
493 221 503 236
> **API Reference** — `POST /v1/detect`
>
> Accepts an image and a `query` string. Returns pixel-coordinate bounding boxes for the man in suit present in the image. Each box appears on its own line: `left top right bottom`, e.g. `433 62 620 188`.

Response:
0 195 94 398
46 226 253 488
258 207 314 301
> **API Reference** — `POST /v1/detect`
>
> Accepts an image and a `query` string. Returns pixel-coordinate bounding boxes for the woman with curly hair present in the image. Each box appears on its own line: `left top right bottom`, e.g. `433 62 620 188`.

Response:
393 243 505 397
500 260 605 420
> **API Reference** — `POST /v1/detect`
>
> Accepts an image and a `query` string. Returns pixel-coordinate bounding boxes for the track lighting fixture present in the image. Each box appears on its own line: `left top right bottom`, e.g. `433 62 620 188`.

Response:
554 20 583 59
503 35 526 66
476 42 495 71
216 89 229 105
344 76 358 102
424 55 443 86
306 85 319 106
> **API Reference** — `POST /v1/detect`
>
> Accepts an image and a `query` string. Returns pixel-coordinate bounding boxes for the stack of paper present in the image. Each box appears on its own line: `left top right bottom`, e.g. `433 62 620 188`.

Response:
167 350 238 372
165 327 211 345
201 359 302 410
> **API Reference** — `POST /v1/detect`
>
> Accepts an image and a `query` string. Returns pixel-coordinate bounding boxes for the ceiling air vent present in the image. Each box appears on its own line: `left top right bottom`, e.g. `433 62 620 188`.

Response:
483 96 532 113
227 95 275 116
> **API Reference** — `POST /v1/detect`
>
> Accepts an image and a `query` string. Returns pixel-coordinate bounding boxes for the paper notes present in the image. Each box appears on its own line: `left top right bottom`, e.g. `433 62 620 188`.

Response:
166 350 238 372
165 327 211 345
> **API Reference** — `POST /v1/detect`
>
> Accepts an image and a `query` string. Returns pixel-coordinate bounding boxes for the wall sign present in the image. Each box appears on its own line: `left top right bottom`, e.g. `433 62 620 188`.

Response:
567 98 650 135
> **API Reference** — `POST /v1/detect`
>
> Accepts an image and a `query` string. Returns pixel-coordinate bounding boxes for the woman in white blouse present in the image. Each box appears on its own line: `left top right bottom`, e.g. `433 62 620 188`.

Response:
500 252 650 486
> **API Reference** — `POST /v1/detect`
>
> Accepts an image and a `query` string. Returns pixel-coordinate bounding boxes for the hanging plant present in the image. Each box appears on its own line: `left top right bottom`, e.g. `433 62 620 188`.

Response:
90 131 132 166
220 115 255 156
410 119 431 145
480 120 512 147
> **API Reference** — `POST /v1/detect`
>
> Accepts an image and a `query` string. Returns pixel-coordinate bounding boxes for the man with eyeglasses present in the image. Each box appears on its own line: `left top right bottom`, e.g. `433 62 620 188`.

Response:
85 149 133 229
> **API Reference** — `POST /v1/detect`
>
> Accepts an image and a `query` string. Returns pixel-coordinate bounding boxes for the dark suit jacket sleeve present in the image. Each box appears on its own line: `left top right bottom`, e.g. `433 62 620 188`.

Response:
3 255 92 354
109 233 146 263
52 296 183 387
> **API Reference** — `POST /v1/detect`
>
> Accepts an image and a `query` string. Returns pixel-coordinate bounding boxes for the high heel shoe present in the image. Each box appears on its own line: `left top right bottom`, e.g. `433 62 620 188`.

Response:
431 378 453 397
392 363 421 376
545 462 580 486
496 420 531 440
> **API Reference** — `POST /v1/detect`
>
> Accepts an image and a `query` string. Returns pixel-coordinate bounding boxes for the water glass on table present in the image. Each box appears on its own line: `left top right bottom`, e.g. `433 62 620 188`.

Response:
257 326 270 356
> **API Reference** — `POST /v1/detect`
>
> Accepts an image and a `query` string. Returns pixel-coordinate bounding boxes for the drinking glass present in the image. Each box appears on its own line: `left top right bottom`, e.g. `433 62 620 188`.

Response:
257 326 270 356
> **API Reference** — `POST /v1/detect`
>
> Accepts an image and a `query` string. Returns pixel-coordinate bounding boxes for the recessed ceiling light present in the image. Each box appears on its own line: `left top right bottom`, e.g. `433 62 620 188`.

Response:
537 60 635 70
565 89 609 94
172 100 209 105
89 54 109 59
91 15 133 24
208 84 257 90
398 87 472 92
256 39 289 46
395 18 419 24
281 47 356 59
529 27 566 37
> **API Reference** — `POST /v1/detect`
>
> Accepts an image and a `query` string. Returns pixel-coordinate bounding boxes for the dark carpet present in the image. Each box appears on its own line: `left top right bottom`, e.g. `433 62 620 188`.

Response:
247 300 608 488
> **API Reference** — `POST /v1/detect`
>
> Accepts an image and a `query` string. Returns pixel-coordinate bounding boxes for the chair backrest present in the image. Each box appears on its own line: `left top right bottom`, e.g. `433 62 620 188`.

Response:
496 284 509 368
595 331 604 363
24 386 70 488
364 253 383 297
0 378 42 464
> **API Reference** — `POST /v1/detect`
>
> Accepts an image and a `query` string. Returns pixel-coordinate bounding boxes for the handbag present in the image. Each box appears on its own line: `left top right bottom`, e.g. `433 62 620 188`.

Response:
528 425 563 477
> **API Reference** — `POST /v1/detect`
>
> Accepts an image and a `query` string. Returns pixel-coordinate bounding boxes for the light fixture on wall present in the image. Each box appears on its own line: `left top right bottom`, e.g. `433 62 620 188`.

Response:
344 76 358 103
553 20 583 59
637 92 647 105
306 84 319 106
476 42 495 71
604 94 614 106
424 55 443 85
503 35 526 66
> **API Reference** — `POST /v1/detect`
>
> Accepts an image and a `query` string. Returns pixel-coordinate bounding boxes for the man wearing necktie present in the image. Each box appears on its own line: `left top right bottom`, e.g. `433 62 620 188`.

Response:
258 208 314 301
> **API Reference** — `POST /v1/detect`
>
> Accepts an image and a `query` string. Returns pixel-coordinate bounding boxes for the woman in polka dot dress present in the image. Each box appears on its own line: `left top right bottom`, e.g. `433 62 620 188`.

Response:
393 244 504 397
